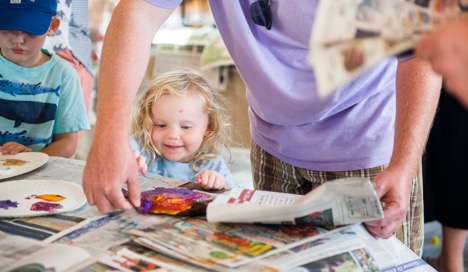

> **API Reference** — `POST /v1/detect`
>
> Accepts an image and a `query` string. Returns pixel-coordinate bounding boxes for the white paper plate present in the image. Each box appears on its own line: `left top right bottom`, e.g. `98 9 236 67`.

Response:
0 179 86 217
0 152 49 180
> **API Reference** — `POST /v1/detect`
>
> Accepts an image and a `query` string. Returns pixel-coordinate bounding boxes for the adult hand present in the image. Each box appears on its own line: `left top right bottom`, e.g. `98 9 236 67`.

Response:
82 135 141 214
416 18 468 107
363 166 412 239
0 142 32 155
81 0 175 214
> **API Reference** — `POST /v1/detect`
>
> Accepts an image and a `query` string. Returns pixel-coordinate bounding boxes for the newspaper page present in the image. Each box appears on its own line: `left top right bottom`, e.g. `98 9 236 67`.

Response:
127 215 329 270
66 247 189 272
2 242 92 272
207 177 383 227
127 215 433 271
309 0 466 97
240 224 436 272
0 231 45 270
0 210 99 243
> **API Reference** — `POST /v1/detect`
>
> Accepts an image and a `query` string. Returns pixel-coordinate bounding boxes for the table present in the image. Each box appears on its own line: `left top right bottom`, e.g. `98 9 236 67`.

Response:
0 157 435 272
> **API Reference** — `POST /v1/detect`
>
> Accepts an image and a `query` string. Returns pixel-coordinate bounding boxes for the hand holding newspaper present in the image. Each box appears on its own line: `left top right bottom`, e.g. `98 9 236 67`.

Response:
309 0 466 96
207 177 384 228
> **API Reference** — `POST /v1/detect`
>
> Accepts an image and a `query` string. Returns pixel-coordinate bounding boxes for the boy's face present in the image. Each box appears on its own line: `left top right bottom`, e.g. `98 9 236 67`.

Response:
0 30 48 68
0 17 59 68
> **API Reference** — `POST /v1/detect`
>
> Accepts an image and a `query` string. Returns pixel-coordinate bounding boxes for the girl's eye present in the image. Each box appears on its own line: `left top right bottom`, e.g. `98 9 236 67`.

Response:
156 124 166 128
181 125 192 130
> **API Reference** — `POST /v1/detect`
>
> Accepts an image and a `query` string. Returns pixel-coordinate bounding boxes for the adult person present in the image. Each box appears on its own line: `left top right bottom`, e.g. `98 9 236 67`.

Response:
416 17 468 107
83 0 442 256
44 0 94 115
423 88 468 272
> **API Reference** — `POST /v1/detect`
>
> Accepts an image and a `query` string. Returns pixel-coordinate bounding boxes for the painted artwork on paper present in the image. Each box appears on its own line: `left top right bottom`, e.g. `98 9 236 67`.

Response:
123 187 214 216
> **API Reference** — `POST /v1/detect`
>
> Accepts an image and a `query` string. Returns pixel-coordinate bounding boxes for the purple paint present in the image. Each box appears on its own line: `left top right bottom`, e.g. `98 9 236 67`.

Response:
0 199 19 210
25 194 37 200
30 201 63 212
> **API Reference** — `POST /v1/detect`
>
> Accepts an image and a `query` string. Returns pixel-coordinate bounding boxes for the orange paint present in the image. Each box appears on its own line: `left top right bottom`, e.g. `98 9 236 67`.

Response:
35 194 66 202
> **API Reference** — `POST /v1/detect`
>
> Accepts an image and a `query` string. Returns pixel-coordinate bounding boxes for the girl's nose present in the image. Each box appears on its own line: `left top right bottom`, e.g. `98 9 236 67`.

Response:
167 128 180 140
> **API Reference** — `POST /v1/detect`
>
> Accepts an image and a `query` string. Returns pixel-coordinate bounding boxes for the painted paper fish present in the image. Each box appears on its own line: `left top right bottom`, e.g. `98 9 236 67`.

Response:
123 187 214 216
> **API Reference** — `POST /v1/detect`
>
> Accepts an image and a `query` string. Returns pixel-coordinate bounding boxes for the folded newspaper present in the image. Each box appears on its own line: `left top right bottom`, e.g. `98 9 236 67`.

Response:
206 177 384 228
309 0 467 97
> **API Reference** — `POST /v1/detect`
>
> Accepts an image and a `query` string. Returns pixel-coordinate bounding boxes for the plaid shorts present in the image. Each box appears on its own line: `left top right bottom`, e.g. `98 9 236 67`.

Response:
250 142 424 256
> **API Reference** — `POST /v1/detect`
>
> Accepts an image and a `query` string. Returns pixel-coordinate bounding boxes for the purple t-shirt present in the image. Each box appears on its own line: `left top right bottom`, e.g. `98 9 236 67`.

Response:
146 0 397 171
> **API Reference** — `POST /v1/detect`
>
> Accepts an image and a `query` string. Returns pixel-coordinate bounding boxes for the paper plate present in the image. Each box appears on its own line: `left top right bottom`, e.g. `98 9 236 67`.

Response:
0 179 86 217
0 152 49 180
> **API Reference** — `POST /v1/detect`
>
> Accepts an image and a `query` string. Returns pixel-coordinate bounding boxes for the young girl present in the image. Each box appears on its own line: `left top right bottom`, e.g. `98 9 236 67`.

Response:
130 69 235 190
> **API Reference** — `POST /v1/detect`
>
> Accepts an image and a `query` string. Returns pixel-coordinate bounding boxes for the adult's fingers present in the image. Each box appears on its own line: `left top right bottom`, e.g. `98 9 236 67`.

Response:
364 202 402 239
126 172 141 208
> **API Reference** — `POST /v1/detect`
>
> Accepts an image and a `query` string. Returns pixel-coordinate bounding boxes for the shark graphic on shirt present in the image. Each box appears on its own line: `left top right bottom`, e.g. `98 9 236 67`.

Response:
0 74 60 97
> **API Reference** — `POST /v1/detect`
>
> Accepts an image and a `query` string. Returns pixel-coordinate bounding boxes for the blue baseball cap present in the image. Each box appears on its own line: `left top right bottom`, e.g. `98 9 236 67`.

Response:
0 0 58 35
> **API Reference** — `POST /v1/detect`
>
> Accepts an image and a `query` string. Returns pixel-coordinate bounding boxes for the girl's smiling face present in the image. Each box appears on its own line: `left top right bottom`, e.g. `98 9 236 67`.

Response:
150 91 209 163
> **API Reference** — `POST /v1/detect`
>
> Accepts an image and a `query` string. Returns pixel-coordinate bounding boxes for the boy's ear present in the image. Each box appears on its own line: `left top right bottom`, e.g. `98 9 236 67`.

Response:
46 17 60 36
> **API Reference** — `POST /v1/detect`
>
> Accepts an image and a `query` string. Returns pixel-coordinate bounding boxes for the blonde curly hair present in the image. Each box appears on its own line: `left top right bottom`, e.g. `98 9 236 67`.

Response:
130 69 232 170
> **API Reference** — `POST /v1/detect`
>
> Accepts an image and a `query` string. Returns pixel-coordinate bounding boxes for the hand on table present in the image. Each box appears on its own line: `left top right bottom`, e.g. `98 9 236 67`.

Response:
197 170 230 190
1 142 32 155
83 137 141 214
363 166 412 239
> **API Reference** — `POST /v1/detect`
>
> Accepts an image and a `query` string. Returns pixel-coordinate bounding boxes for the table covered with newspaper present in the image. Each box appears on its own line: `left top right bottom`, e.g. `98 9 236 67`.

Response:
0 157 435 271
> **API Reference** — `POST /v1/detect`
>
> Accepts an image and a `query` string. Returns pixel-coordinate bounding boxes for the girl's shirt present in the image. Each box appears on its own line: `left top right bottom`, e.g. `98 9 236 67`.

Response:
0 50 90 151
130 138 236 188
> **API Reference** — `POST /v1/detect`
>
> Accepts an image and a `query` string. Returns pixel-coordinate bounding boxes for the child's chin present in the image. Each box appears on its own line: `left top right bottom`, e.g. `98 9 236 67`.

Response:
164 155 190 163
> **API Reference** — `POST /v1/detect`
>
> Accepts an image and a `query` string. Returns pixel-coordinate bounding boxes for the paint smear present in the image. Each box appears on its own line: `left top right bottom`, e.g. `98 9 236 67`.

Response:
0 199 19 210
2 159 27 166
30 201 63 212
136 187 214 215
35 194 66 202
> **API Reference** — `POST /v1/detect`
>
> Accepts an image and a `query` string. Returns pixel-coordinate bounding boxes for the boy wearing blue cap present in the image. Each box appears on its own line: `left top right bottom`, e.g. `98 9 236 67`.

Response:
0 0 90 157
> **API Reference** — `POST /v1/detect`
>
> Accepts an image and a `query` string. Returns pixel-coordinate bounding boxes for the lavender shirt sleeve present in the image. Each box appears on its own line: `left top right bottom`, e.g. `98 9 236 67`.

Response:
144 0 182 9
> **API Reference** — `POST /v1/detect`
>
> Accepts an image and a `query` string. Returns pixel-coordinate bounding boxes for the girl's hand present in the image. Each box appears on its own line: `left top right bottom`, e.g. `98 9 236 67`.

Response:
132 150 148 176
0 142 32 155
197 170 229 190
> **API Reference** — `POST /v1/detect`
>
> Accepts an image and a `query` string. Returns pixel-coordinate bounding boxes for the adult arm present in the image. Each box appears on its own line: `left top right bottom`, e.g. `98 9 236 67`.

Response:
416 18 468 107
42 132 78 158
82 0 175 213
364 57 441 238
